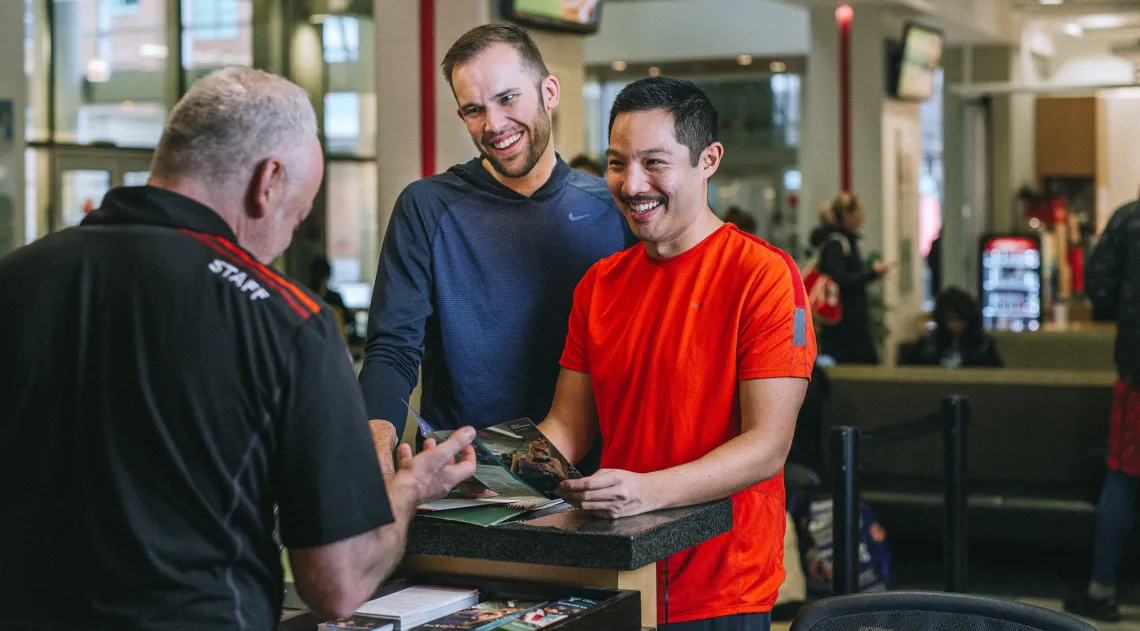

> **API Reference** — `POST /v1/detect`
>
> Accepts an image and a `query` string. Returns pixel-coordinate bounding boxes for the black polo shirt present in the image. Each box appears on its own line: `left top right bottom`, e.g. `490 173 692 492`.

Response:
0 186 393 631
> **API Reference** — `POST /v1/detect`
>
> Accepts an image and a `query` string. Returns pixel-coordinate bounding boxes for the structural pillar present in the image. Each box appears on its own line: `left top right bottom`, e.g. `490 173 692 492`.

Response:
0 0 27 255
800 5 924 363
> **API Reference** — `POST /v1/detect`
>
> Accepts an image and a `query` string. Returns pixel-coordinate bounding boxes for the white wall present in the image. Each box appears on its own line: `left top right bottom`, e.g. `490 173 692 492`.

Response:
584 0 809 64
1049 37 1136 86
529 29 587 159
1099 90 1140 227
881 99 923 360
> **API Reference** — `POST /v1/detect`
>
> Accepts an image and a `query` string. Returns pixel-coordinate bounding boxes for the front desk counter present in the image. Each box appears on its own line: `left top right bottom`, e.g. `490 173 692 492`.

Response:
281 500 732 630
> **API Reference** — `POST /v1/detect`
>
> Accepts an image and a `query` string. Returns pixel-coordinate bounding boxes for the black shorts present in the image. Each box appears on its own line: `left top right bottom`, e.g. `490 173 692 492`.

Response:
659 612 771 631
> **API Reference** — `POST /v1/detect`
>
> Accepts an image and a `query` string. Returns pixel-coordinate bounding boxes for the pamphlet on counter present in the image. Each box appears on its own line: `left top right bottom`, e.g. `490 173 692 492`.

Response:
317 584 599 631
406 403 581 526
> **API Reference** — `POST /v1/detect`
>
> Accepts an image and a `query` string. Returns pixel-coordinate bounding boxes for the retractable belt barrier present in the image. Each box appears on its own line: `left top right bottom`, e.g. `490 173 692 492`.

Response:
829 395 970 596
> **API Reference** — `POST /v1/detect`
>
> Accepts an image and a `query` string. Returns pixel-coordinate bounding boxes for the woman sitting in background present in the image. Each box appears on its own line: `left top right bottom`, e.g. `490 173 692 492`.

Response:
900 287 1003 368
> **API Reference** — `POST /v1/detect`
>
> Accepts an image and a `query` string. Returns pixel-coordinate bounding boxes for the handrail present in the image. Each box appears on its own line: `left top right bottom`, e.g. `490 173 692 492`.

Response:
829 395 971 596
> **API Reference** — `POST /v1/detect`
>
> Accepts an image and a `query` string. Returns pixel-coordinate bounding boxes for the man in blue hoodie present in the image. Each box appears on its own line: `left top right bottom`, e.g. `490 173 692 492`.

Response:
360 23 630 475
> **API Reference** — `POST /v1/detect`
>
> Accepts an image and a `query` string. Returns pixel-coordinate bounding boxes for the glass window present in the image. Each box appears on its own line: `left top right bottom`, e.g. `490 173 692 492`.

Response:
323 11 374 157
24 0 35 140
52 0 166 147
182 0 253 87
60 169 111 227
323 16 359 64
24 149 37 244
325 161 378 313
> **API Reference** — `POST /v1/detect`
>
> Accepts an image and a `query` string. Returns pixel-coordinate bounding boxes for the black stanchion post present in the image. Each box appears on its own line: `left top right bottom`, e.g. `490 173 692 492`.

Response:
943 395 970 593
830 426 861 596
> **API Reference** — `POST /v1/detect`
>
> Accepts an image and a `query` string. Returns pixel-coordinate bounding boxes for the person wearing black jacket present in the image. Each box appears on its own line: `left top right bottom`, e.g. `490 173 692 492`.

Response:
1066 199 1140 622
899 287 1002 368
809 193 889 364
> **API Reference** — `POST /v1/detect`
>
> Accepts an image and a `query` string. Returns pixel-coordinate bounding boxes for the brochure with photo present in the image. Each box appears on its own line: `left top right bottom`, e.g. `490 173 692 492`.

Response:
496 597 598 630
411 599 544 630
406 403 582 513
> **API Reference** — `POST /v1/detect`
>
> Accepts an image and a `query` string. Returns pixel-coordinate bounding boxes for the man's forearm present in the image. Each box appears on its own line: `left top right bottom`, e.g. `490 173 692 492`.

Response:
355 476 419 594
538 414 594 466
645 430 789 511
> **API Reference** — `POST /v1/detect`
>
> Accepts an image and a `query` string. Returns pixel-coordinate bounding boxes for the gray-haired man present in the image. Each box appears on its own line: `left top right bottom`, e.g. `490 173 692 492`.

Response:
0 67 476 630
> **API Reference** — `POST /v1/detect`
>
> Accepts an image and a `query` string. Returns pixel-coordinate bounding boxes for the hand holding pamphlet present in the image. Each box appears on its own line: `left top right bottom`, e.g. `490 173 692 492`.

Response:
405 403 582 524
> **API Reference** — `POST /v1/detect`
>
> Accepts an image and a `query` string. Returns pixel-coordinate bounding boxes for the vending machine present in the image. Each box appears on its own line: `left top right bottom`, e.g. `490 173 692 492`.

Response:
979 235 1043 332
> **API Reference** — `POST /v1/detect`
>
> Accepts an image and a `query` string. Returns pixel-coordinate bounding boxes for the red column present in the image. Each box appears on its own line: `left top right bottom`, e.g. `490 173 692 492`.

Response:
837 4 853 194
419 0 436 179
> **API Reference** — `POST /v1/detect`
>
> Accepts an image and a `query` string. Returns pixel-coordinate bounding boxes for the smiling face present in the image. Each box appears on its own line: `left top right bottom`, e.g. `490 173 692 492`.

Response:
606 108 722 256
451 43 558 180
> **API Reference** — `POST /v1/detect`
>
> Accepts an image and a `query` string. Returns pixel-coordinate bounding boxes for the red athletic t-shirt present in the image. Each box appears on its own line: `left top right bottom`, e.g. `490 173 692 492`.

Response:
560 223 816 624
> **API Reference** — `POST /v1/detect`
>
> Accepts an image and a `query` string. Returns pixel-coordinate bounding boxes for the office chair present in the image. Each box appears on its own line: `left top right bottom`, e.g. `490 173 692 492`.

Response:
790 591 1096 631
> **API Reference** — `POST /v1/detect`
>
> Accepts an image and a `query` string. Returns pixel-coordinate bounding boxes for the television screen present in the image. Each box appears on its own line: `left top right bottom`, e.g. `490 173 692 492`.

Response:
502 0 601 34
895 23 943 101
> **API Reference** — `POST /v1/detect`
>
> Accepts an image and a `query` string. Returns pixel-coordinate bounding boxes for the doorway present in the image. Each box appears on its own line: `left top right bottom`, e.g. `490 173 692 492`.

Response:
50 147 153 230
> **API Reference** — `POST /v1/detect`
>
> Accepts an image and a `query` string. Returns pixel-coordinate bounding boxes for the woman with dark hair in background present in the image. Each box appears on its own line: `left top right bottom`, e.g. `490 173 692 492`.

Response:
899 287 1003 368
810 193 890 364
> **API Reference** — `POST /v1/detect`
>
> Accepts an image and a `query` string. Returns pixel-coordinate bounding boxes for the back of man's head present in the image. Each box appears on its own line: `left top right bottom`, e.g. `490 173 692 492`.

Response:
150 68 318 196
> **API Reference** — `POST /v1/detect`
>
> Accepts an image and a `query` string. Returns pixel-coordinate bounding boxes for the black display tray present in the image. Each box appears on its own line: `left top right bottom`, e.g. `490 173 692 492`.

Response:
279 573 642 631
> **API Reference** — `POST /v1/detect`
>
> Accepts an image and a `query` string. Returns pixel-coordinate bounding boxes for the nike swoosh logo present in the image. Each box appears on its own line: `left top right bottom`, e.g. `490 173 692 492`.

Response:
568 212 593 222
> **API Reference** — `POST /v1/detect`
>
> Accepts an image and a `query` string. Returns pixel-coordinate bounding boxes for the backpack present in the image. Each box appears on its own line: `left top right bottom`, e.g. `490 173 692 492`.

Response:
800 497 892 594
802 234 850 326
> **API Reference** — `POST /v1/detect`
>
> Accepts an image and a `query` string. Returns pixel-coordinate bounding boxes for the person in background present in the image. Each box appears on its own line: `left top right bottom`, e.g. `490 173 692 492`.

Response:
1065 197 1140 622
0 68 477 630
898 287 1002 368
568 154 604 177
928 232 943 297
723 205 758 235
541 77 814 631
809 193 890 364
310 254 349 343
359 23 631 477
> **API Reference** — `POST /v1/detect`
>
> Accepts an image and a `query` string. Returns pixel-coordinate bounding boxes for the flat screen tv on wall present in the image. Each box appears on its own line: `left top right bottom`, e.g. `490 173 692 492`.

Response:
893 22 944 101
502 0 602 34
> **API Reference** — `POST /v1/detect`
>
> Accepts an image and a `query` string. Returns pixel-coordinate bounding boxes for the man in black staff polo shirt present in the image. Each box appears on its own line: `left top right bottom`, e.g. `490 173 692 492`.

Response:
0 68 476 631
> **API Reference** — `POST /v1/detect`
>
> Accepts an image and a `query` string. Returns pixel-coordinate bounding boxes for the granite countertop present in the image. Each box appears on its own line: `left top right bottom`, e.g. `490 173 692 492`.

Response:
405 500 732 570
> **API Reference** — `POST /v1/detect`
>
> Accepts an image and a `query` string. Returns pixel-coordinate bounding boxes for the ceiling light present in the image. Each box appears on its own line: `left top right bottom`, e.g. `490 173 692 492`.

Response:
85 59 109 83
139 44 168 58
770 61 787 73
737 55 753 66
610 60 627 72
648 66 661 77
835 4 853 26
1038 0 1063 5
1081 14 1129 30
1063 23 1083 37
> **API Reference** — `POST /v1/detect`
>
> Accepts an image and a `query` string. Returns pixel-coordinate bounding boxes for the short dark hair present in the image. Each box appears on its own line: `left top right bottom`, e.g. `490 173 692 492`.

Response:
441 23 550 91
568 154 603 176
933 287 983 338
607 77 718 167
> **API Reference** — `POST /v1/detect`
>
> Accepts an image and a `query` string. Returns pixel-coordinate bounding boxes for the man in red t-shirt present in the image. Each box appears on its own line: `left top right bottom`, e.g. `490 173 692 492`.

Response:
539 77 816 630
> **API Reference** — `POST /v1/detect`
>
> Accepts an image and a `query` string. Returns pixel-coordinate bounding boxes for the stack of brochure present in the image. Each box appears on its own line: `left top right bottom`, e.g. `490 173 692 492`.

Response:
353 585 481 630
407 404 581 527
